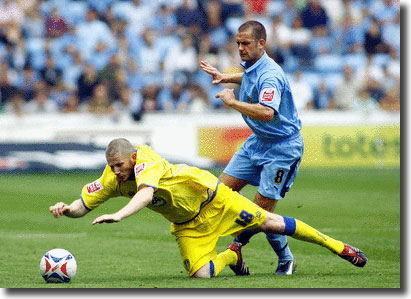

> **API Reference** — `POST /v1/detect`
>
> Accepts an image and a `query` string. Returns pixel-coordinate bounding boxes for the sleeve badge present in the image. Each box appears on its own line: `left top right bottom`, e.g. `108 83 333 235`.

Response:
86 179 104 194
134 162 146 177
261 88 275 103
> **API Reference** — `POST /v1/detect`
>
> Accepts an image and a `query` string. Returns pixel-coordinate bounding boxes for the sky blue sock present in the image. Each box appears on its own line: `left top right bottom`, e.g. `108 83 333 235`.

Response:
265 233 293 262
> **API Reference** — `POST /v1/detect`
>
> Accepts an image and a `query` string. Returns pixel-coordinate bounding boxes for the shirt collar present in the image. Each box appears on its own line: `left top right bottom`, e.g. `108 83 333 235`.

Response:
240 51 268 73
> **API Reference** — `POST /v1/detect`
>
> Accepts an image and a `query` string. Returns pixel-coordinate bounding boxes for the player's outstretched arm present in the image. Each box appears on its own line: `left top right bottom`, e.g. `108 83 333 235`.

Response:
50 199 89 218
92 186 154 225
200 61 243 85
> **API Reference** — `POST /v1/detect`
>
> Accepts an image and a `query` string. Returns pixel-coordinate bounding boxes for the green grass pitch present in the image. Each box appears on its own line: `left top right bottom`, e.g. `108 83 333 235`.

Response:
0 167 400 288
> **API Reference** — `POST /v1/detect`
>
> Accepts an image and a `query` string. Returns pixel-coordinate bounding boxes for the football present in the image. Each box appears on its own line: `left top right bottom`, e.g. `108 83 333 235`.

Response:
40 248 77 283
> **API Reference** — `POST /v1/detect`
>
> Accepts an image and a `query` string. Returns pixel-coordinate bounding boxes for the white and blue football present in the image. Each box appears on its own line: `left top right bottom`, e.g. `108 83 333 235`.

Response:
40 248 77 283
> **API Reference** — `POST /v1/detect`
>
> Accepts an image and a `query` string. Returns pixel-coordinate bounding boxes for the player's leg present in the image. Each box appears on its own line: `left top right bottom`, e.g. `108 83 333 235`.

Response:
259 213 368 267
219 173 259 249
256 162 300 275
219 145 262 251
257 135 303 274
220 135 260 192
175 233 234 278
192 249 240 278
194 183 269 277
227 188 295 274
254 193 295 275
175 184 261 278
232 192 276 248
219 173 249 192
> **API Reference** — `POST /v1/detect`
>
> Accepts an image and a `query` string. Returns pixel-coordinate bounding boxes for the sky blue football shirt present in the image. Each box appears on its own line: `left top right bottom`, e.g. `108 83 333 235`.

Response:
239 51 302 140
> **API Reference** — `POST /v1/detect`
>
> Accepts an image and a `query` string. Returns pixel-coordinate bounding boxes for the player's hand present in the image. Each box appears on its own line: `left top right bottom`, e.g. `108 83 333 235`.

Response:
216 88 236 107
200 60 224 84
92 214 121 225
49 202 70 218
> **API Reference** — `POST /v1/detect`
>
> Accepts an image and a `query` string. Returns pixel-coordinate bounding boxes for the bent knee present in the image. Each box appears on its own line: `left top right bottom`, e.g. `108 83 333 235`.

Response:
191 273 209 278
191 265 211 278
219 173 247 192
254 194 278 212
260 213 285 233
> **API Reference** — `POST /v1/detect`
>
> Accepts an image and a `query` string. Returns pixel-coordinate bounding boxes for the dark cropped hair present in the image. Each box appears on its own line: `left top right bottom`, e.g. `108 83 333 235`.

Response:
238 20 267 41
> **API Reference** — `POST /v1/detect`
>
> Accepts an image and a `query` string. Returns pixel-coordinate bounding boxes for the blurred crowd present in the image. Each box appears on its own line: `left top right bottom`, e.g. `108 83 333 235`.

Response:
0 0 400 121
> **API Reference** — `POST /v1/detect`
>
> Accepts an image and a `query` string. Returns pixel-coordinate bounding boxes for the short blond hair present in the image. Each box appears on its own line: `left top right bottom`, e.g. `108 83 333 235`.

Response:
106 138 134 158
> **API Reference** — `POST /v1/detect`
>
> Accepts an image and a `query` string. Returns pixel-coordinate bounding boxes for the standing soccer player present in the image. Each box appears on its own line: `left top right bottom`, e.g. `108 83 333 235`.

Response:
200 20 303 275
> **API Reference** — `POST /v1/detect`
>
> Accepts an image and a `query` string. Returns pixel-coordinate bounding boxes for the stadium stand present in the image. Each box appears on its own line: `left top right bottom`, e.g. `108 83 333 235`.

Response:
0 0 401 119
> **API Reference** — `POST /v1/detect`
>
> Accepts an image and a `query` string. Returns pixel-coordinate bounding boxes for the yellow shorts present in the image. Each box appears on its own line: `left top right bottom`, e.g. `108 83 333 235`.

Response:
171 183 267 276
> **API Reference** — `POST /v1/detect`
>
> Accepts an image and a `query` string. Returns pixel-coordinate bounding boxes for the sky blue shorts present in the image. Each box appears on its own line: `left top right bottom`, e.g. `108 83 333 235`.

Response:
223 133 304 200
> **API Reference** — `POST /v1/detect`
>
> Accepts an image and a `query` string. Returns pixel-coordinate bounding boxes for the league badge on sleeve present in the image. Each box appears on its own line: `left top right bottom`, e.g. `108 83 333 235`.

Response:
261 88 275 103
134 162 146 177
87 179 104 194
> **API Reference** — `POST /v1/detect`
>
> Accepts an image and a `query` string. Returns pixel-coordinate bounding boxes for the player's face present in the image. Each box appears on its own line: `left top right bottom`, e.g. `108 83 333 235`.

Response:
107 152 135 182
235 29 265 66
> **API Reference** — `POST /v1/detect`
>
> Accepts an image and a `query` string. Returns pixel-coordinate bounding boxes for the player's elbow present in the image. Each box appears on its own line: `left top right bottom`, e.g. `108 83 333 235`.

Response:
260 106 274 122
66 208 89 218
74 208 89 218
66 199 90 218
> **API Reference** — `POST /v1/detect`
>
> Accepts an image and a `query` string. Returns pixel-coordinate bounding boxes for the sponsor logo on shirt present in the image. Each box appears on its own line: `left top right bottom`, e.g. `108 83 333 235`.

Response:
261 88 275 102
87 179 103 194
134 162 146 176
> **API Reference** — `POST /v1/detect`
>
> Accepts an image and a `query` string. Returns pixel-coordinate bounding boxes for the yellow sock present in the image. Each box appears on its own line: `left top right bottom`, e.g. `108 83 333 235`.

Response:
293 219 345 254
210 249 237 277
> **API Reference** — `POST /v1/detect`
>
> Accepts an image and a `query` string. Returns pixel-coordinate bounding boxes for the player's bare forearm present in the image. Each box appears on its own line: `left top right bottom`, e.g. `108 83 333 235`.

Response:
113 187 153 220
223 72 243 85
231 101 274 121
216 88 274 121
50 199 89 218
92 186 154 224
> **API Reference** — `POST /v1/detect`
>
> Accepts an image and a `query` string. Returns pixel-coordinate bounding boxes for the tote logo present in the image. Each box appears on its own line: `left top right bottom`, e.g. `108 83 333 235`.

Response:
301 125 400 168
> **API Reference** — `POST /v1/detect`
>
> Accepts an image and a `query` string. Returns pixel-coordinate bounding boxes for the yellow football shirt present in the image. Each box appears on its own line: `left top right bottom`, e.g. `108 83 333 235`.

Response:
81 145 219 224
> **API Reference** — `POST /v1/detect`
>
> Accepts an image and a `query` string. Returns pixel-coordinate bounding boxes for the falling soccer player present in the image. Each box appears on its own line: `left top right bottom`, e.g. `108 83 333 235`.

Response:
50 138 367 278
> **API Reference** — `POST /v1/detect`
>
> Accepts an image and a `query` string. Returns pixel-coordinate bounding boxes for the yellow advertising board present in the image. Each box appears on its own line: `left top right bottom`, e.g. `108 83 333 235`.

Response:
198 125 400 168
300 125 400 167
